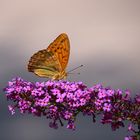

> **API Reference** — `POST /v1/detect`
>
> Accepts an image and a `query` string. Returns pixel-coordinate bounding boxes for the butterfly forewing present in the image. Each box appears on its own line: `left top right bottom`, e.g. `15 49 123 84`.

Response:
27 33 70 79
47 33 70 71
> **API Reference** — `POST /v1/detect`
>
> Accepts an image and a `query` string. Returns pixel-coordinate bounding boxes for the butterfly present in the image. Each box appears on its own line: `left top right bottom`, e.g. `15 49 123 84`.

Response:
28 33 70 80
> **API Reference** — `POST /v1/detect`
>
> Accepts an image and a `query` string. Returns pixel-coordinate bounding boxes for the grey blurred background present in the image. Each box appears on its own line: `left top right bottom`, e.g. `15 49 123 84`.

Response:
0 0 140 140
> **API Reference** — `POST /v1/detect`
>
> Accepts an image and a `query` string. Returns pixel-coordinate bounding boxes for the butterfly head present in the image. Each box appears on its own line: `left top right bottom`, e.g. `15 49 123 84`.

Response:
52 70 67 80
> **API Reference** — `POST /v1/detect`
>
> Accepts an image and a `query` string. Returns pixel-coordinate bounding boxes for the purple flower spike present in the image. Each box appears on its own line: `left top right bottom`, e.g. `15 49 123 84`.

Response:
3 77 140 139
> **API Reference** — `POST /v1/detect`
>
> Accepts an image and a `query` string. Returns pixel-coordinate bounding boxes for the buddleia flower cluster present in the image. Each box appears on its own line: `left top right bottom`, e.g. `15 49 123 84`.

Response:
4 77 140 140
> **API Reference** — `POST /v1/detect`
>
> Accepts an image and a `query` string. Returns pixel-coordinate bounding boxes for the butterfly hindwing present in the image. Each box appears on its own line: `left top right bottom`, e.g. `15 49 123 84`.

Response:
28 50 61 77
34 69 59 78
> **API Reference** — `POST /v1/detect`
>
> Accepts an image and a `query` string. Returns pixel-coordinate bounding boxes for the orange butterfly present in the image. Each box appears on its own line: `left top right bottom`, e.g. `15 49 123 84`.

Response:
28 33 70 80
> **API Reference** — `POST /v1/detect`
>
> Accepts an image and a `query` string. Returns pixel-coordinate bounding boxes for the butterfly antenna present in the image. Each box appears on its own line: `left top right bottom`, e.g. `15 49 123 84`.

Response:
67 65 83 73
68 72 80 75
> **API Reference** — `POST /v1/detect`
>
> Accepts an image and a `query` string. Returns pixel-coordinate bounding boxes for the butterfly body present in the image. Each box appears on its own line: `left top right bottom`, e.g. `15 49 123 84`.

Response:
28 33 70 80
52 70 67 80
